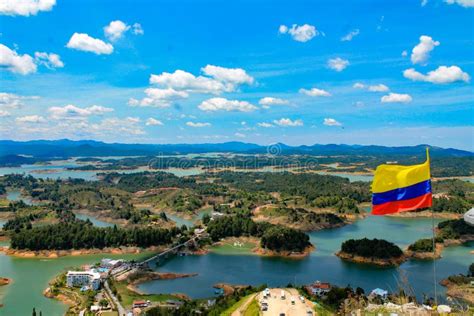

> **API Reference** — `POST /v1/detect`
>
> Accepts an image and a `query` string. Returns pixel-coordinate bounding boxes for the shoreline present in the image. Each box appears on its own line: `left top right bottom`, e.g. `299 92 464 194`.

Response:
440 278 474 305
0 277 11 286
207 236 315 258
404 243 443 260
386 211 461 219
336 251 406 267
0 245 160 259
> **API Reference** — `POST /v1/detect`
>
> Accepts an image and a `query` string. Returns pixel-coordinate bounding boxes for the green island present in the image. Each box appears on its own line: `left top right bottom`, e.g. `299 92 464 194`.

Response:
407 218 474 259
0 154 473 315
440 263 474 306
336 238 405 266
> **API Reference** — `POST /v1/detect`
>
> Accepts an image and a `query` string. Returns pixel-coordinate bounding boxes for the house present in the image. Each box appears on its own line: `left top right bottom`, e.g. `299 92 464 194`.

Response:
306 281 331 296
132 300 149 308
66 269 101 290
100 258 124 269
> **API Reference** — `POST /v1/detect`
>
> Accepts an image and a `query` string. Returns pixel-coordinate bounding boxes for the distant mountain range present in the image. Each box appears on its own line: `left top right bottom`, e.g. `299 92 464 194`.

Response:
0 139 472 158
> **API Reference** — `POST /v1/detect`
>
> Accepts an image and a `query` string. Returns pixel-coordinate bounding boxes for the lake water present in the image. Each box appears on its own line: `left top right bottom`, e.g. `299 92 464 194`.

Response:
0 252 149 316
165 209 212 228
74 213 115 228
138 214 473 303
6 190 36 206
0 161 473 315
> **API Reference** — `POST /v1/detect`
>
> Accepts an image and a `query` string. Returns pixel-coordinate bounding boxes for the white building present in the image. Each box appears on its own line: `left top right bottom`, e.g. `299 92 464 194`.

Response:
101 258 124 269
66 269 101 290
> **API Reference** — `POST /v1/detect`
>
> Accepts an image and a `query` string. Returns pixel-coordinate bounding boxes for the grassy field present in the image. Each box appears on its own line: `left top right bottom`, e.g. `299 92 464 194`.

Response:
114 281 178 309
221 294 255 316
209 238 257 255
243 298 260 316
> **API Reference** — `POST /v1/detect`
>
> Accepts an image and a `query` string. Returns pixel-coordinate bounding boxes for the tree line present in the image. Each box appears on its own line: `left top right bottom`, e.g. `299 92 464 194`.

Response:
10 220 183 250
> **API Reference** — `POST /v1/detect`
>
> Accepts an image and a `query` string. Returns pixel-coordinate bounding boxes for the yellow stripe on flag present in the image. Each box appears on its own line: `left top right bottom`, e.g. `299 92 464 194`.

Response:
371 149 431 193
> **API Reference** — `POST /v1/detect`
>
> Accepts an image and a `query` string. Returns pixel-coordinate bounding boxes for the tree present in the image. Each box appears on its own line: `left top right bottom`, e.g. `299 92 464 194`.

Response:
32 308 36 316
469 263 474 277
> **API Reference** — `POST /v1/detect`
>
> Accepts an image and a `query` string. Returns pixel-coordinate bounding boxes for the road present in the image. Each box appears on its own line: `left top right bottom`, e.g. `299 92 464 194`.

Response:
104 280 126 316
258 288 315 316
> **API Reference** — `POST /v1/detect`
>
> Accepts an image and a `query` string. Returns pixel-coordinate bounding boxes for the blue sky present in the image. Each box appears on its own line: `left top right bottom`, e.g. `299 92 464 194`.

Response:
0 0 473 150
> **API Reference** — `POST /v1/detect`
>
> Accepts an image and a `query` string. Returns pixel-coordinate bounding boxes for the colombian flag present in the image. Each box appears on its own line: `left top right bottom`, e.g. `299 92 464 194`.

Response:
371 149 432 215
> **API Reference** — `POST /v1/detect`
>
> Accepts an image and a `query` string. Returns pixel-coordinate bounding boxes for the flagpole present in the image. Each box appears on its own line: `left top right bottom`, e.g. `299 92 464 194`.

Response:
431 206 438 306
427 147 438 306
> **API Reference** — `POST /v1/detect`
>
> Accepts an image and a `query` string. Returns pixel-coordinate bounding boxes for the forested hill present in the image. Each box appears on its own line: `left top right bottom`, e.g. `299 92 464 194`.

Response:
0 139 471 158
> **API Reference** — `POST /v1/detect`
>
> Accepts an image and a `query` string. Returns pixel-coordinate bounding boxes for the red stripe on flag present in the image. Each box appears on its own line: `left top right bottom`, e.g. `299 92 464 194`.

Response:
372 193 432 215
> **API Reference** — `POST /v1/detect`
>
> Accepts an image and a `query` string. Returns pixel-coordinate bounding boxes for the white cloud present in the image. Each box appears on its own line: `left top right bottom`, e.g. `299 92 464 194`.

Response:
186 121 211 127
410 35 440 65
273 118 303 127
279 24 318 42
381 93 413 103
146 118 163 126
90 117 145 136
353 82 389 92
341 29 360 41
66 33 114 55
323 118 342 126
148 66 253 97
444 0 474 7
201 64 254 85
104 20 130 41
421 0 428 6
234 132 246 138
135 66 253 108
34 52 64 69
403 66 470 84
327 57 349 72
16 115 45 123
299 87 331 97
401 50 408 57
0 0 55 16
150 70 227 94
0 92 38 108
258 97 289 109
48 104 113 120
128 88 188 108
198 97 257 112
278 25 288 33
0 110 10 117
257 122 274 128
132 23 144 35
0 44 37 75
368 84 390 92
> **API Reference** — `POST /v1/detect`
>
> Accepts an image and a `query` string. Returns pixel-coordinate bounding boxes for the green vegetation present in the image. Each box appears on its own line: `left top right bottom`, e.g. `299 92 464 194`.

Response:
145 285 265 316
10 221 182 250
432 179 474 214
206 215 310 253
261 226 310 252
242 298 259 316
261 206 346 230
408 238 434 252
340 238 403 259
437 219 474 240
110 279 178 309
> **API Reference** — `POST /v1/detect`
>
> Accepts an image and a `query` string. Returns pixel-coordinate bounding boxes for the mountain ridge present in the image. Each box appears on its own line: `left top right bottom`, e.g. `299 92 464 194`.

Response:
0 139 471 158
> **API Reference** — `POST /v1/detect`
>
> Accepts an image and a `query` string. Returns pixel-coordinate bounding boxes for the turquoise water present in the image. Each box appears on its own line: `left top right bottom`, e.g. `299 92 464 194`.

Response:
165 209 212 228
138 214 473 303
74 213 115 228
0 252 148 316
6 190 36 206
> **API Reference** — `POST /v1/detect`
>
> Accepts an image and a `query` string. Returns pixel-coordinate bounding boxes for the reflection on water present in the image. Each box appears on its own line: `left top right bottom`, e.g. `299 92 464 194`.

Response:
74 213 115 228
138 215 473 303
